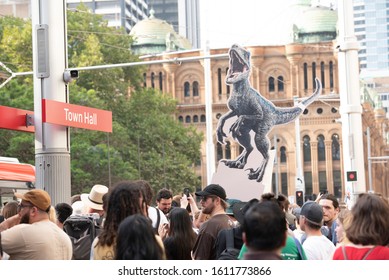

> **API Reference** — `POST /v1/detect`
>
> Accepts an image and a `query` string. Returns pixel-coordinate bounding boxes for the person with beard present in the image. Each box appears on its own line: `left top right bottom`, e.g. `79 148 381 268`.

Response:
191 184 234 260
156 188 173 216
318 193 340 245
0 189 72 259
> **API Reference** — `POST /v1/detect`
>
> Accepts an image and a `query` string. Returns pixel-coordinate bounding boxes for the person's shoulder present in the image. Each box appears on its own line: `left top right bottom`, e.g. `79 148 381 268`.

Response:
373 246 389 257
216 227 230 238
1 223 29 237
321 235 336 246
211 213 232 223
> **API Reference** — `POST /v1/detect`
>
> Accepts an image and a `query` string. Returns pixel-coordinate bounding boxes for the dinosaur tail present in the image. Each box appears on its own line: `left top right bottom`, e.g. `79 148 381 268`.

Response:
274 78 322 125
300 78 322 109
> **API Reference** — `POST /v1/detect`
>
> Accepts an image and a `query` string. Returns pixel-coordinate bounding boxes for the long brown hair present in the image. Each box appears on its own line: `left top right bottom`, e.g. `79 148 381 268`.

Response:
164 207 197 260
345 193 389 246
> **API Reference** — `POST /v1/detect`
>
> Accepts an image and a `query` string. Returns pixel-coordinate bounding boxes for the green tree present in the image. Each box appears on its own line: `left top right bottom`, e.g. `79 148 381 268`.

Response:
0 11 203 196
119 88 203 194
67 4 144 109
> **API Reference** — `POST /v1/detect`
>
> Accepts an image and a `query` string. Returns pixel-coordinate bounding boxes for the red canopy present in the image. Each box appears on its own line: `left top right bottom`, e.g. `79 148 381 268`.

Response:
0 162 35 182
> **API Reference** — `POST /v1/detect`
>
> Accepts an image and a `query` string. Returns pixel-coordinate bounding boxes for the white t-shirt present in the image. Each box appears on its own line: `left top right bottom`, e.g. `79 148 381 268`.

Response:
148 206 168 228
293 228 306 244
302 235 335 260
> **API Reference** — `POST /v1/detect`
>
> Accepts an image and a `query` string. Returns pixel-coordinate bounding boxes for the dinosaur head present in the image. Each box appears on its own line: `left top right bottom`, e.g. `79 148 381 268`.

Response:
225 44 251 84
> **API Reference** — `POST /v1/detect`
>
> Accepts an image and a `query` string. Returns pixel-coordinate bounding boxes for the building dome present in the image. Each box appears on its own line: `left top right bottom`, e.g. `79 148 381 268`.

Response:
297 6 337 34
291 4 337 43
130 9 192 55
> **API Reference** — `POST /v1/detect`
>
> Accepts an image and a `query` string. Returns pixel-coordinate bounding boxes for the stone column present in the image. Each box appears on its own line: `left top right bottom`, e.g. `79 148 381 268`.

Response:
310 141 319 194
325 140 334 193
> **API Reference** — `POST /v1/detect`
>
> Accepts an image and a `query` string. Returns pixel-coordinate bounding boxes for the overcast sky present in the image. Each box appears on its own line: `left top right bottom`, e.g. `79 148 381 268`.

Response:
199 0 336 48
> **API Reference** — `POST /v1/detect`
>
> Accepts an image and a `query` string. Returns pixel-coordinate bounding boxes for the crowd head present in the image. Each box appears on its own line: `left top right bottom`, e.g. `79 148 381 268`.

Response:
345 193 389 246
242 200 287 252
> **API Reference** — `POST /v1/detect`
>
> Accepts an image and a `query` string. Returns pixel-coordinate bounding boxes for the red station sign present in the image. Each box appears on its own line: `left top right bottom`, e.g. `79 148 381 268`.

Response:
42 99 112 133
0 105 35 133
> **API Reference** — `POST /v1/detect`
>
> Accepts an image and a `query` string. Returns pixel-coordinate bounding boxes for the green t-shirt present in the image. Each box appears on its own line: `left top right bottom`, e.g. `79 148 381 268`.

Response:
238 235 307 260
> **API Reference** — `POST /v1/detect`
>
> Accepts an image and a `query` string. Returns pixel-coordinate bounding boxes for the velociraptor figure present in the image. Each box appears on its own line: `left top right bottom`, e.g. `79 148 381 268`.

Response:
216 44 322 182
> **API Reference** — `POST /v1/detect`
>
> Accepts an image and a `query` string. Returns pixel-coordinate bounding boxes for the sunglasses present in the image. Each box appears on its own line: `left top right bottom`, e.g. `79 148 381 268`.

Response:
17 203 34 211
200 195 216 201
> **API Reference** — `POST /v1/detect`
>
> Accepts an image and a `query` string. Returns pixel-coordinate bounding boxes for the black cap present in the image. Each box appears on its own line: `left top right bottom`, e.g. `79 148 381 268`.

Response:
232 198 259 225
300 201 323 226
195 184 227 200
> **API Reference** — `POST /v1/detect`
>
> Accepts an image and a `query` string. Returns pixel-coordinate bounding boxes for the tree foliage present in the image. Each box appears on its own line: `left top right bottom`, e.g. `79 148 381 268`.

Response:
0 8 202 196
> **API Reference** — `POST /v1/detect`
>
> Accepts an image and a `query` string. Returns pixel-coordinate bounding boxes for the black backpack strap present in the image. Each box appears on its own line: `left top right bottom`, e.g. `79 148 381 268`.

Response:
155 207 161 230
226 228 235 249
89 217 97 242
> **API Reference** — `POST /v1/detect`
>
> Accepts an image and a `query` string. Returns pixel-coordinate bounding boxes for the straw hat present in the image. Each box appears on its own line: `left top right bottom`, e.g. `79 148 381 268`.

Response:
80 184 108 211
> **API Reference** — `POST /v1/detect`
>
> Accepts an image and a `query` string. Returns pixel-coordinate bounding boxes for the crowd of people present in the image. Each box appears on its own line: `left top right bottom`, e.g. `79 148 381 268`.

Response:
1 180 389 260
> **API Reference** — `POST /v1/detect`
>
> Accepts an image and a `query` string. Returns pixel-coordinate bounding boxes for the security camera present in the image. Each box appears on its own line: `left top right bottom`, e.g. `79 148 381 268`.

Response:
70 70 79 78
63 70 79 83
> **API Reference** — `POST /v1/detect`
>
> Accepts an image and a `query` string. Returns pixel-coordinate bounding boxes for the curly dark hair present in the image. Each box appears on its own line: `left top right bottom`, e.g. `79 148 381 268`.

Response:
156 188 173 202
97 180 148 247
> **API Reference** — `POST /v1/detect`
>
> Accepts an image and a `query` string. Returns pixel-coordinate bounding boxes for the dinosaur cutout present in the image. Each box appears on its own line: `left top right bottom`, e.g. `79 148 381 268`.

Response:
216 44 322 183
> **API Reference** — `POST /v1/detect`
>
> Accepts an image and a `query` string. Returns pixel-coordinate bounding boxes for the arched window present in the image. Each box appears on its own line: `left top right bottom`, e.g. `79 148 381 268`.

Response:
225 141 231 159
218 68 222 95
159 72 163 91
217 141 231 161
329 61 334 90
151 72 155 88
320 62 325 88
143 73 147 87
331 134 340 160
184 82 190 97
317 134 326 161
193 81 199 96
217 142 223 161
178 116 183 122
312 62 316 88
303 135 311 162
200 115 206 122
280 146 287 163
193 115 199 123
277 76 284 92
269 77 275 92
303 63 308 90
185 115 191 123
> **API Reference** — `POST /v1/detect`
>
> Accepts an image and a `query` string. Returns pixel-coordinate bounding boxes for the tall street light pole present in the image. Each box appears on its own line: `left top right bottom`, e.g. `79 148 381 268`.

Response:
294 97 305 197
31 0 71 205
337 0 366 205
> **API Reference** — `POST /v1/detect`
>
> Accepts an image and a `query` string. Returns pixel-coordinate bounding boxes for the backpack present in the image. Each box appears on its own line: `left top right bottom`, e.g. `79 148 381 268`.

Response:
218 228 240 260
63 214 101 260
153 207 161 234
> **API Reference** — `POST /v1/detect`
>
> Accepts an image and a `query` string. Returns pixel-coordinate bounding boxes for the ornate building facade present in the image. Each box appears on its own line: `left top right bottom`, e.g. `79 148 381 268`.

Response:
130 2 389 200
